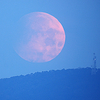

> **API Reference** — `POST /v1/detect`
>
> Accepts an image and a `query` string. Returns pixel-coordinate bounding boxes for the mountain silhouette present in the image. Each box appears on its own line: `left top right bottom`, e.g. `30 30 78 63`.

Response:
0 68 100 100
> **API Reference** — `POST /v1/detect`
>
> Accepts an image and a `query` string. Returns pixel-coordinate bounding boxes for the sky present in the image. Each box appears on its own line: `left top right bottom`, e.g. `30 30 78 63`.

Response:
0 0 100 78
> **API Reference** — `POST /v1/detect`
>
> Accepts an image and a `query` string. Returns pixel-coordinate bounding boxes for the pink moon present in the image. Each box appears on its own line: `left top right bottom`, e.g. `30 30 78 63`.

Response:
14 12 65 62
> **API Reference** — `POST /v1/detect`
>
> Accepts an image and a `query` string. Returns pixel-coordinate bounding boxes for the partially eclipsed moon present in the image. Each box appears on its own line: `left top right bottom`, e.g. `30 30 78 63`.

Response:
14 12 65 62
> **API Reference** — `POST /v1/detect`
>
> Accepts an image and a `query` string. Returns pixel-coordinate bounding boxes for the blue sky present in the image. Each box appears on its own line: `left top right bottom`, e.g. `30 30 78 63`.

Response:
0 0 100 78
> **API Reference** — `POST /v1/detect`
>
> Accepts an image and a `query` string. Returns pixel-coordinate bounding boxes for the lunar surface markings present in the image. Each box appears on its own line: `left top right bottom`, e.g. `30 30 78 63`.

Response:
14 12 65 62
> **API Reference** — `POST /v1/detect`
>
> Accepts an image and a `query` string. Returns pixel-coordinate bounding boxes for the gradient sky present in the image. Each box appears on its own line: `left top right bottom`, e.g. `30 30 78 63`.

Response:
0 0 100 78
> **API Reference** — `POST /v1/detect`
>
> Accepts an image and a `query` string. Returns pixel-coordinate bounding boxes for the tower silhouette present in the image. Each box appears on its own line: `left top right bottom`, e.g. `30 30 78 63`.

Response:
91 53 97 74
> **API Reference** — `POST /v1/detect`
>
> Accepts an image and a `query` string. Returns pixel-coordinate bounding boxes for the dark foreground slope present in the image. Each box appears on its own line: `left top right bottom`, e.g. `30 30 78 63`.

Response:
0 68 100 100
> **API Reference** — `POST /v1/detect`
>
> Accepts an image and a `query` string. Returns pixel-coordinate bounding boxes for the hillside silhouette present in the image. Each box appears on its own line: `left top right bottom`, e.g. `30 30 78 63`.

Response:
0 68 100 100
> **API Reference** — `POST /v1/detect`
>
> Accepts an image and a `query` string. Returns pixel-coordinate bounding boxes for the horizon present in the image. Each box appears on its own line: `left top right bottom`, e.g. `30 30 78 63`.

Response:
0 67 99 79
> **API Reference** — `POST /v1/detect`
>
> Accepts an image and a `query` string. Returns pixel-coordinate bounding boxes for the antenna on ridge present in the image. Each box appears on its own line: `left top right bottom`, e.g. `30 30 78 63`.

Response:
93 53 96 69
91 53 97 74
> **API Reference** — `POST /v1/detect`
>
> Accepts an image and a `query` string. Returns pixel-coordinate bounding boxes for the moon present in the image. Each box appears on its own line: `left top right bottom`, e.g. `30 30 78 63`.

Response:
14 12 65 62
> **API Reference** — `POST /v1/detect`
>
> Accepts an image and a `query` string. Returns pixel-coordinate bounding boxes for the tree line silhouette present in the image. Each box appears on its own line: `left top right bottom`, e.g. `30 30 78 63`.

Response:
0 68 100 100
